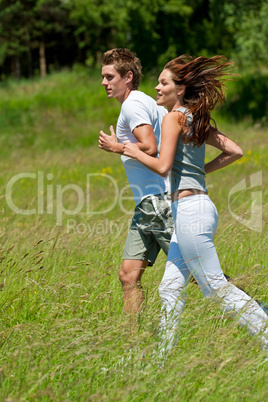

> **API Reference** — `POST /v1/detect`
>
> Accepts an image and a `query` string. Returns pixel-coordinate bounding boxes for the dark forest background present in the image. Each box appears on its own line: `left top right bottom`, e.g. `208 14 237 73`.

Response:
1 0 267 78
0 0 267 123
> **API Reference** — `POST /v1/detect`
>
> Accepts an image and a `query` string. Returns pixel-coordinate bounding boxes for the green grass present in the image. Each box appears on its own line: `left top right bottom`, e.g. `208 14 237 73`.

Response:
0 70 267 401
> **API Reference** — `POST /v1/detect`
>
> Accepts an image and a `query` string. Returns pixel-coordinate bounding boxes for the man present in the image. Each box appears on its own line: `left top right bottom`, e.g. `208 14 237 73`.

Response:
99 48 176 315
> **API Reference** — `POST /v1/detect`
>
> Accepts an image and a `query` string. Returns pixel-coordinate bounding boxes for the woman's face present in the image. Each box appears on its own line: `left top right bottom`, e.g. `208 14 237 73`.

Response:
155 69 180 111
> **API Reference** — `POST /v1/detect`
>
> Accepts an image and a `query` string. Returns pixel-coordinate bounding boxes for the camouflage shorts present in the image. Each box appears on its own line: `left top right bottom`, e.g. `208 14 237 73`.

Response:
123 192 174 266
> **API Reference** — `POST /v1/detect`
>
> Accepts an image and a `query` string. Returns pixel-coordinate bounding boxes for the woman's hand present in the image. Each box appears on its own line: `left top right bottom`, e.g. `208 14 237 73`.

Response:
123 142 140 158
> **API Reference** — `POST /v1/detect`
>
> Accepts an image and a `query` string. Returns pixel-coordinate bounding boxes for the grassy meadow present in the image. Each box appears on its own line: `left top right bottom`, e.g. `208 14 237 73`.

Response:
0 69 267 401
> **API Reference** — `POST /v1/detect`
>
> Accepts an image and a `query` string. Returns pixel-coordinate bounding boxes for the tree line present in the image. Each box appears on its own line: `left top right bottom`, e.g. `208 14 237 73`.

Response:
0 0 267 80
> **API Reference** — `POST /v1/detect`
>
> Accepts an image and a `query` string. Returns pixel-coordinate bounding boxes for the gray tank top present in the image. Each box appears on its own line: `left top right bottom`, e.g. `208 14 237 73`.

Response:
170 107 207 194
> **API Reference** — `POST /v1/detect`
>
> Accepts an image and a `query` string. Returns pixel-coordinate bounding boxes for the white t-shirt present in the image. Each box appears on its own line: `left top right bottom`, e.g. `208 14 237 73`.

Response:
116 90 168 205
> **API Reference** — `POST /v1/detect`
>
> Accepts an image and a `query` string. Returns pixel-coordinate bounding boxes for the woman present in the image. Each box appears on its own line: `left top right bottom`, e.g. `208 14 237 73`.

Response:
123 55 268 355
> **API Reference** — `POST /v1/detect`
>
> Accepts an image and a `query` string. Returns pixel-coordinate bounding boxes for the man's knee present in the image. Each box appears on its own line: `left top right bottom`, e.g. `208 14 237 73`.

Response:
119 266 141 287
119 260 148 286
119 267 130 285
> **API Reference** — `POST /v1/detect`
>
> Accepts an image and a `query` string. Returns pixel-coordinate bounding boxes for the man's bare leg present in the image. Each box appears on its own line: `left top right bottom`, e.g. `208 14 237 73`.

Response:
119 259 149 315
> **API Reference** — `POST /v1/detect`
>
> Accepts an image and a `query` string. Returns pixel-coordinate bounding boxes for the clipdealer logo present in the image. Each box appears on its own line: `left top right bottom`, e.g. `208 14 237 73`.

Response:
5 170 263 233
5 172 123 226
4 171 147 227
228 170 263 232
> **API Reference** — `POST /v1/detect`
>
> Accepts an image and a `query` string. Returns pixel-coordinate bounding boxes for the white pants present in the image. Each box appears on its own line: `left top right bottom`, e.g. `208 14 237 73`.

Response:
159 194 268 348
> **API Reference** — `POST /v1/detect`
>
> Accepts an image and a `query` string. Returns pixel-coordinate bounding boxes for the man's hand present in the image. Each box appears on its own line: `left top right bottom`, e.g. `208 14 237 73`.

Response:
99 125 121 153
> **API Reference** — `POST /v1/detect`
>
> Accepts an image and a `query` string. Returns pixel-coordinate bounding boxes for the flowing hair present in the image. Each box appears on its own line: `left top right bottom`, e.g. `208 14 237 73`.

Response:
164 55 236 146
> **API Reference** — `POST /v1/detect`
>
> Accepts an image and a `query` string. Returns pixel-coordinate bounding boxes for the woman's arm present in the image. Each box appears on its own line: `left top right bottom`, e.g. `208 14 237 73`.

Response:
123 112 182 177
205 127 243 174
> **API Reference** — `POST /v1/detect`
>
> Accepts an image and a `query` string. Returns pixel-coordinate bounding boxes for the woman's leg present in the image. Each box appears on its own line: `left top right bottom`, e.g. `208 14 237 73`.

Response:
159 231 191 330
158 231 191 354
173 195 268 347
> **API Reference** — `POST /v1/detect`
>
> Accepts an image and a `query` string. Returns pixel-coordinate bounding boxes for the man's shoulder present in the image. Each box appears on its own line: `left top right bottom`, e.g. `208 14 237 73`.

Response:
120 91 151 118
125 90 154 105
124 90 166 114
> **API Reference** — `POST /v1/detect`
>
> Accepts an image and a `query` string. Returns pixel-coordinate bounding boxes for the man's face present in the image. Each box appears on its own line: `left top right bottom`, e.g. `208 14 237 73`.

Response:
101 64 129 103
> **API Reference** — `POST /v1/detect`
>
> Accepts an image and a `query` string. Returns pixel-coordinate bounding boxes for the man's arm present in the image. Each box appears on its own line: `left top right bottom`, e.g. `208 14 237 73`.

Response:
99 124 158 156
132 124 158 156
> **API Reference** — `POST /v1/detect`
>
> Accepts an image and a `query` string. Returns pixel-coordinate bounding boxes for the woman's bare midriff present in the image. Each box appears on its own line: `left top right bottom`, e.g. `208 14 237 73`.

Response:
171 189 207 202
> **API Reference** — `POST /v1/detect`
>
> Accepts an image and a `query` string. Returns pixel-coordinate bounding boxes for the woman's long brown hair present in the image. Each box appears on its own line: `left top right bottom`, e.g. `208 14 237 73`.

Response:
165 55 236 146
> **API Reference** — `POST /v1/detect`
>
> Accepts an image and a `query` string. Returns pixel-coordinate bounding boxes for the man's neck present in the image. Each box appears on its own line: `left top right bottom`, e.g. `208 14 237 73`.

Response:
118 87 134 104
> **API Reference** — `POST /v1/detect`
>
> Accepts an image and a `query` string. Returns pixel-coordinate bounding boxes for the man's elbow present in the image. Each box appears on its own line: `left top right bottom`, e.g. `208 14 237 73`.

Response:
149 150 158 157
145 144 158 157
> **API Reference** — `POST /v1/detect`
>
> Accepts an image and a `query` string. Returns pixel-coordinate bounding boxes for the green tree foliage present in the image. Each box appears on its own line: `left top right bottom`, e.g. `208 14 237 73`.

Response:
208 0 268 70
61 0 131 65
33 0 76 76
126 0 195 70
0 0 74 77
63 0 200 70
0 0 33 77
0 0 267 77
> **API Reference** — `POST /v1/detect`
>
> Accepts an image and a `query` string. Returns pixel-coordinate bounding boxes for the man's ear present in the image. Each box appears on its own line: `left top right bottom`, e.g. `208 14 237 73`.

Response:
125 70 133 84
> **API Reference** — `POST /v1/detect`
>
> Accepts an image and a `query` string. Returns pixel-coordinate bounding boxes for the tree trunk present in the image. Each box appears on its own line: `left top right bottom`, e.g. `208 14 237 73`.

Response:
39 41 47 77
10 56 21 78
27 46 33 78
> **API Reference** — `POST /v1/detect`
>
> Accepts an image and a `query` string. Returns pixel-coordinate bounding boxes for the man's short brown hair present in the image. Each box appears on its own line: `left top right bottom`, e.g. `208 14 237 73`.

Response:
102 48 142 90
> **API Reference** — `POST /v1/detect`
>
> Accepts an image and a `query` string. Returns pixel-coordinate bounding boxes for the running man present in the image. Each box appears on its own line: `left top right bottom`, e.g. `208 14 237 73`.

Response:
99 48 176 315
